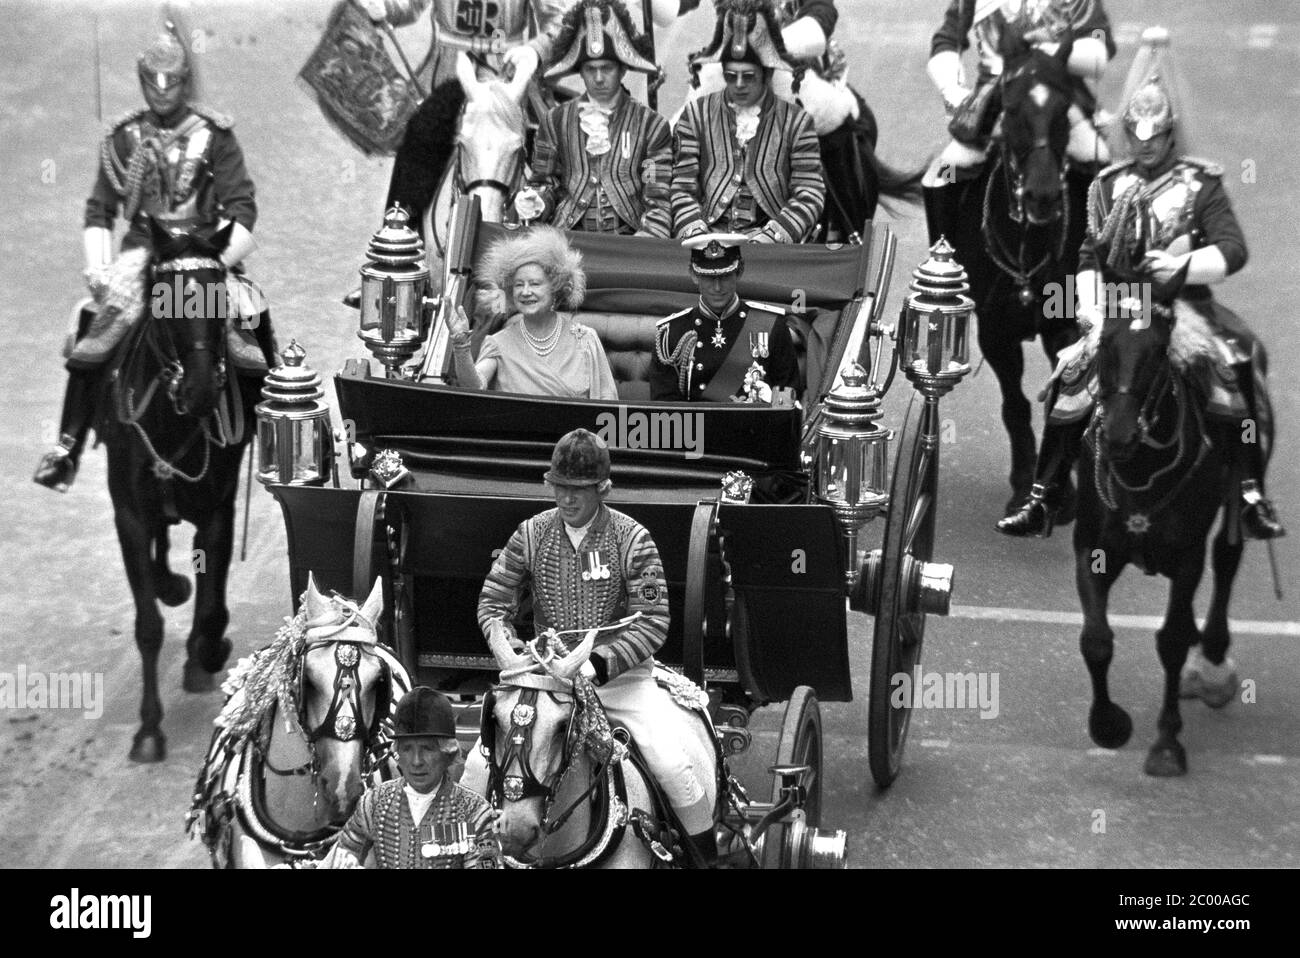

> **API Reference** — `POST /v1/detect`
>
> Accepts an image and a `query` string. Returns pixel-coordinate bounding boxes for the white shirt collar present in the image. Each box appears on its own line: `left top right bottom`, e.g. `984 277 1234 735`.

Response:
404 781 441 824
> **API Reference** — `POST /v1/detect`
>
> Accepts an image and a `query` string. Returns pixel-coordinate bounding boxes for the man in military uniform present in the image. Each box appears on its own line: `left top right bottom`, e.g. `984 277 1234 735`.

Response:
671 3 825 242
466 429 719 864
33 21 264 492
512 0 673 236
922 0 1115 242
998 28 1284 541
322 687 499 869
650 234 799 402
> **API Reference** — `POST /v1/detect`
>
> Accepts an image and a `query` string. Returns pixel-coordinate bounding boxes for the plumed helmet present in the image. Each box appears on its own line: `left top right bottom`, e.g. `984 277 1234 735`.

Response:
1123 79 1174 141
393 686 458 740
546 0 663 83
475 225 587 313
688 0 805 92
544 428 611 487
138 20 190 83
1115 27 1188 146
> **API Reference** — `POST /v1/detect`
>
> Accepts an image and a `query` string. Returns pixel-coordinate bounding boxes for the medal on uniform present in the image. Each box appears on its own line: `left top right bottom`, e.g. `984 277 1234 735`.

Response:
749 330 769 359
421 822 470 859
581 549 611 581
711 324 727 349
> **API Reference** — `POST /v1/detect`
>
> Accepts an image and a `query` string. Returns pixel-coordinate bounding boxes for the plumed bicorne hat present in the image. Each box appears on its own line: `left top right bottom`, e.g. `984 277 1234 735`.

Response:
546 0 664 88
688 0 806 93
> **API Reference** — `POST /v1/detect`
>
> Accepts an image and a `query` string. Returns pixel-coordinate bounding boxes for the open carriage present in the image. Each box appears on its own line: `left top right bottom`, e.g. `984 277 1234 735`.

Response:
258 200 974 867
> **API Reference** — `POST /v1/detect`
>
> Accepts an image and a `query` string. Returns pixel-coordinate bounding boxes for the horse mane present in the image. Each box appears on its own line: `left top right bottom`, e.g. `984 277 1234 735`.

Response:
215 608 309 744
1168 302 1221 374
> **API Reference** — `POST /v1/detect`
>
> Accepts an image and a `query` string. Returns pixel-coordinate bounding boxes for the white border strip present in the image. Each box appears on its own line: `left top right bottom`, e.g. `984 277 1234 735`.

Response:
947 605 1300 638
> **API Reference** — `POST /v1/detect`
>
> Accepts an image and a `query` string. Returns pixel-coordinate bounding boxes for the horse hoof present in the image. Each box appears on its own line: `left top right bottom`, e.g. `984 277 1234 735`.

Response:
129 731 167 763
1088 702 1133 750
1143 742 1188 777
157 573 192 607
182 658 219 693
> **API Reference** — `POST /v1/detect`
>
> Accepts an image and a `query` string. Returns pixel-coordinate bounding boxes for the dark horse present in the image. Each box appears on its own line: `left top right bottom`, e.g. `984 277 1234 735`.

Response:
928 35 1092 514
1075 287 1255 776
102 220 263 762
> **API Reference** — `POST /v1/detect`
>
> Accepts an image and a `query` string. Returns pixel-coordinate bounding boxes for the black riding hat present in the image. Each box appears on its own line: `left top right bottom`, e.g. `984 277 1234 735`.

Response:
393 686 457 738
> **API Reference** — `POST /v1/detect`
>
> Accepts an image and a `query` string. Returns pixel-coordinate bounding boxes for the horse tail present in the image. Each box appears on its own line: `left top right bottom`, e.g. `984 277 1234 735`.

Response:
873 153 927 212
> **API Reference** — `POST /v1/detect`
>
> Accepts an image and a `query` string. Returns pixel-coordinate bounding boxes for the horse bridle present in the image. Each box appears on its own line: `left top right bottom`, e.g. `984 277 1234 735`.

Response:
295 635 393 750
481 686 577 807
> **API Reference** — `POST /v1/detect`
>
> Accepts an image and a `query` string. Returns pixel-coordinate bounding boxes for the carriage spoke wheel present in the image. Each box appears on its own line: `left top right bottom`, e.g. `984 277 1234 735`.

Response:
761 686 823 869
868 394 945 789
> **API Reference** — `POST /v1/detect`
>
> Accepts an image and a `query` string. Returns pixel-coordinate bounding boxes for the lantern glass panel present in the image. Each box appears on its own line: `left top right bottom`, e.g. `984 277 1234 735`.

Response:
288 417 328 484
359 274 383 331
256 420 279 484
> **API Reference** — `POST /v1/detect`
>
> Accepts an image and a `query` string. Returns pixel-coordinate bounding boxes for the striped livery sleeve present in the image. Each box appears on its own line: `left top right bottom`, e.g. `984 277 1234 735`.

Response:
592 516 670 681
333 782 383 863
527 107 564 223
669 100 710 237
766 108 825 243
477 519 533 641
639 110 674 238
456 785 501 869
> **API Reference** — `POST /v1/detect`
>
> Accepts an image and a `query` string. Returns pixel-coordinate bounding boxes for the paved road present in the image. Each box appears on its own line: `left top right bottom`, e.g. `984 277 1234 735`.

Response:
1 0 1295 868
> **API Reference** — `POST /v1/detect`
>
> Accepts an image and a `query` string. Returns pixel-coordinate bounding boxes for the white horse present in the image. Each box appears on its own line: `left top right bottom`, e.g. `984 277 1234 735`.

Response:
423 52 530 267
482 627 720 869
187 574 412 868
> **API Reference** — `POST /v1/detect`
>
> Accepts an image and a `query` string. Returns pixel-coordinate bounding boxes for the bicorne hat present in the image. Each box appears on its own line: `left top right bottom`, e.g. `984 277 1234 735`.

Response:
688 0 805 92
546 0 662 81
544 428 611 487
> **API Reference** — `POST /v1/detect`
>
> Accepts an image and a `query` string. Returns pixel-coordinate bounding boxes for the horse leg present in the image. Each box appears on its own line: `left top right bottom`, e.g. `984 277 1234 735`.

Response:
1145 555 1204 776
183 499 235 692
1076 543 1132 749
1187 517 1243 708
114 506 168 762
152 521 193 607
983 331 1037 512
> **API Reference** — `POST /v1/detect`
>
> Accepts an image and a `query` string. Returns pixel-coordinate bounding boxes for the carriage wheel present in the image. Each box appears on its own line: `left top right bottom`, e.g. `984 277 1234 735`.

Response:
867 393 944 788
761 686 823 869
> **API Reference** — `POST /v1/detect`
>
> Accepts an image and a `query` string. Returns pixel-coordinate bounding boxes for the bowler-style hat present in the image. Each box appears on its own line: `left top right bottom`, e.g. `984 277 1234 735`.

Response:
393 687 457 739
544 428 611 487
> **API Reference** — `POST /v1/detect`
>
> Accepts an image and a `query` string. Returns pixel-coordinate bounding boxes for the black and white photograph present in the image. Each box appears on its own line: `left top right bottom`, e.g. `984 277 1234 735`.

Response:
1 0 1293 925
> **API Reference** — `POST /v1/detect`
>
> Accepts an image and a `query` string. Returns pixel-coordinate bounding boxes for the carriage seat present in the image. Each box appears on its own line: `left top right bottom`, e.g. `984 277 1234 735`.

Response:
572 306 815 403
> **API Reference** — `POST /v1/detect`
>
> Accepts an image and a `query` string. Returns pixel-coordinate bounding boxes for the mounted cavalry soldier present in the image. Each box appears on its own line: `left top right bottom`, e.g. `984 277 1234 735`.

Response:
462 429 720 864
512 0 674 236
922 0 1116 242
672 0 825 242
33 19 269 493
650 234 798 402
998 28 1285 541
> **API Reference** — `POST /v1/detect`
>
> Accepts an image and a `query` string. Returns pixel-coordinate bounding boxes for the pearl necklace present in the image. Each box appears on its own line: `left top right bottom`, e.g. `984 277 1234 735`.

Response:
521 315 564 357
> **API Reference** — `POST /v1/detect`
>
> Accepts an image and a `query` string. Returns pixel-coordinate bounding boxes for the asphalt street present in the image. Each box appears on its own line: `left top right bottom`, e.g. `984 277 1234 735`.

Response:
0 0 1295 869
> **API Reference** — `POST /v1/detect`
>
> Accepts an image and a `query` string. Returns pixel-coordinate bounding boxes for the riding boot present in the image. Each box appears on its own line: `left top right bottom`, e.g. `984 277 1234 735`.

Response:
1229 359 1285 539
683 828 719 869
996 421 1084 538
922 183 963 247
33 368 100 493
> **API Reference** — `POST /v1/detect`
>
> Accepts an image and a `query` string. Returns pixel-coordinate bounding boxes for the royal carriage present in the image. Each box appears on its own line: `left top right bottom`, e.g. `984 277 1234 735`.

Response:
255 198 975 867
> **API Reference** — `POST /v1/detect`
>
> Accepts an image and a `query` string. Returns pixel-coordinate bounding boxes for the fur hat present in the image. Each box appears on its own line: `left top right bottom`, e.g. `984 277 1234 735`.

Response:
544 428 611 487
688 0 805 93
475 226 587 315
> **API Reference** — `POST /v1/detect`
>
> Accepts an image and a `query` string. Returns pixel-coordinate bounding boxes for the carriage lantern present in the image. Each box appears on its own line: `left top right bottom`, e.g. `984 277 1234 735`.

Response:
358 205 435 378
255 340 334 486
814 362 892 586
898 237 973 400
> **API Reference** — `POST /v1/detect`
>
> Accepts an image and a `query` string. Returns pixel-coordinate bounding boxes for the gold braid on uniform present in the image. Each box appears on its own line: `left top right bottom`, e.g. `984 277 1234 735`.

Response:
655 324 696 397
533 513 625 632
1087 172 1144 274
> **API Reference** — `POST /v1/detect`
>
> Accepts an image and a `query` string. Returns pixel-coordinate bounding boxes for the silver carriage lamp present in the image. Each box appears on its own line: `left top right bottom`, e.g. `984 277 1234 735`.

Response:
255 340 334 486
898 237 973 399
358 205 435 377
815 362 892 587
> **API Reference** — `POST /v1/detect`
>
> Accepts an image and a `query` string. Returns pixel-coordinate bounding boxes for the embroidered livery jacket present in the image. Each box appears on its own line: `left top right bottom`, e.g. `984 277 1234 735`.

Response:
1080 157 1247 297
84 106 257 253
478 505 669 684
670 89 825 242
528 89 673 237
930 0 1115 114
649 298 799 401
332 777 498 869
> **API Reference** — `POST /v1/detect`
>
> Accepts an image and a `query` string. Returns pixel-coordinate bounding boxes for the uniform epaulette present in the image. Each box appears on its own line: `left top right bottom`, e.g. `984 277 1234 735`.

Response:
1096 159 1135 179
1179 156 1224 177
103 106 147 135
656 307 693 327
189 103 234 129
